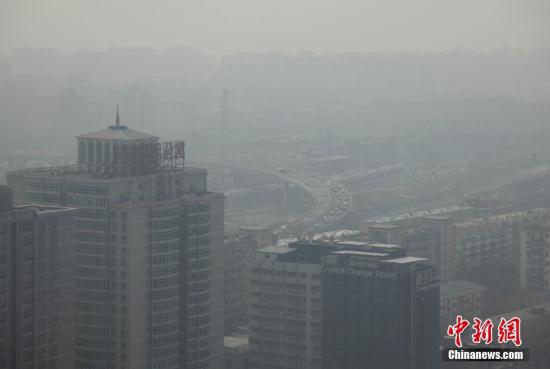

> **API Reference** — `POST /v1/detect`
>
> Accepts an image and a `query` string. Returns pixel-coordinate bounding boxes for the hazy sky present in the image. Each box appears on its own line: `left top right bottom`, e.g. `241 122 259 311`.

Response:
1 0 549 54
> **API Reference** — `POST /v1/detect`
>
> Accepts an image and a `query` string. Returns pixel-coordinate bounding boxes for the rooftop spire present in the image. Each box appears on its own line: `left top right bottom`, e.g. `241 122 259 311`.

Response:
108 105 127 130
116 105 120 127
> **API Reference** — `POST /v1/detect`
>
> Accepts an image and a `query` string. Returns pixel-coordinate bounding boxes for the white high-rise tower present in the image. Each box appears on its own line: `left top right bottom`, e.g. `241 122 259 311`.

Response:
8 109 225 369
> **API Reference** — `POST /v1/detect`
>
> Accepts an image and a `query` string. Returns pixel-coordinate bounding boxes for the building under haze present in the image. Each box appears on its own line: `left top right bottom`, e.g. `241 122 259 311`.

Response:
520 223 550 291
322 248 439 369
453 217 516 287
439 280 486 334
248 242 336 369
367 216 455 283
7 114 225 369
224 226 273 335
0 185 76 369
248 240 440 369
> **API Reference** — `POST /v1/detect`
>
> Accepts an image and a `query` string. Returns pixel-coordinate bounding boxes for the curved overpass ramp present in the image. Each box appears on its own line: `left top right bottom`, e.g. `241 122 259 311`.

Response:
189 155 352 237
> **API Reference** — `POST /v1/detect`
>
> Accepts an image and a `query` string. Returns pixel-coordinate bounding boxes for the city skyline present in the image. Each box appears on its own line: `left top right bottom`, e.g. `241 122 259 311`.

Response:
6 120 226 369
2 2 550 367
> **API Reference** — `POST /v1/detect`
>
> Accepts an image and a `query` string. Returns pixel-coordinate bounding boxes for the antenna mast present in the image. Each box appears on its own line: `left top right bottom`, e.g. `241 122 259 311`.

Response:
221 88 230 158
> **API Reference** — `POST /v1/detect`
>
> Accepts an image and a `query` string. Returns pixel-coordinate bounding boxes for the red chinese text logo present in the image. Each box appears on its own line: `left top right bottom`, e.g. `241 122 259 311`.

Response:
472 318 494 345
447 316 522 348
447 315 470 347
497 317 522 347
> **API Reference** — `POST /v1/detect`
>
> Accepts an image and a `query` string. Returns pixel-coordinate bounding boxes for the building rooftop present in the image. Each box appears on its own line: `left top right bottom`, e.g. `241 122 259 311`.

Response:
258 245 294 254
336 240 370 247
487 300 550 324
76 126 158 141
369 223 400 230
268 241 342 263
332 250 389 257
277 237 298 246
367 242 402 249
440 280 486 300
240 225 270 232
313 229 361 240
369 205 470 224
224 336 249 351
384 256 427 264
76 107 158 142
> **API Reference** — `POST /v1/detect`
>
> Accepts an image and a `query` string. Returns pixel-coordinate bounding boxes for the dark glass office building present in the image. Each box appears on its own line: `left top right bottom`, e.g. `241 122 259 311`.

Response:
322 251 440 369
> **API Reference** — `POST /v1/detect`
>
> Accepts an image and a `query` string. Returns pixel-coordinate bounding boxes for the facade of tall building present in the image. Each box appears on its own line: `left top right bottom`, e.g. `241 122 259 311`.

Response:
224 226 273 335
453 217 515 286
7 117 225 369
248 240 439 369
248 243 334 369
366 224 402 245
413 216 454 284
225 233 256 335
439 280 486 335
520 223 550 291
322 250 439 369
367 211 540 288
0 185 76 369
366 216 455 283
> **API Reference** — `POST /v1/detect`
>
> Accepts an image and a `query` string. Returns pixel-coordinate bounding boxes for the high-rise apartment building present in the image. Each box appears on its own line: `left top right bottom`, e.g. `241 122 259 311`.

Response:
440 280 486 334
0 185 76 369
7 115 225 369
248 243 335 369
224 226 273 334
366 216 455 283
453 217 515 286
520 223 550 291
368 210 550 289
